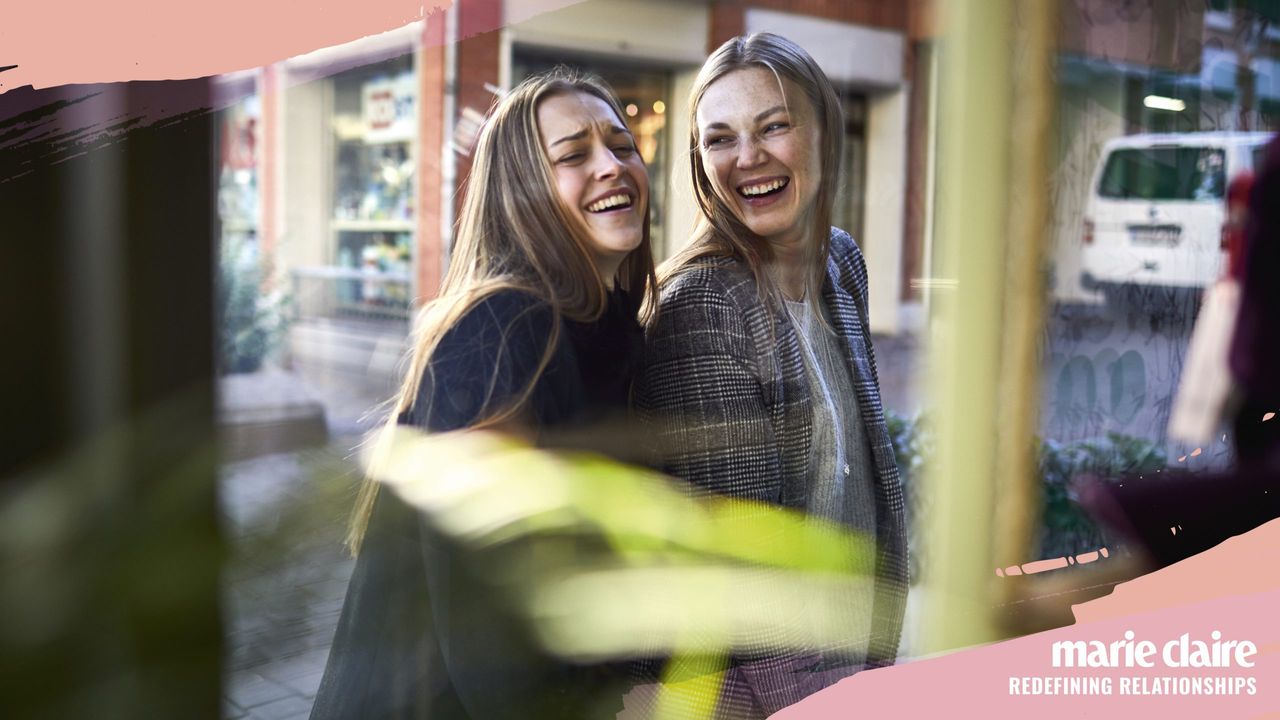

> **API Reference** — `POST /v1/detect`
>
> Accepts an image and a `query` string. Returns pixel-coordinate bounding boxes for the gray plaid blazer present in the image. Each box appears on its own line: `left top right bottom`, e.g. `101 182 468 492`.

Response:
634 228 908 718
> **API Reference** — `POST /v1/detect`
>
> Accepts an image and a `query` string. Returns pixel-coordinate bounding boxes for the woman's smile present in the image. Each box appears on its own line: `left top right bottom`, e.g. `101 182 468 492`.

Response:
736 176 791 207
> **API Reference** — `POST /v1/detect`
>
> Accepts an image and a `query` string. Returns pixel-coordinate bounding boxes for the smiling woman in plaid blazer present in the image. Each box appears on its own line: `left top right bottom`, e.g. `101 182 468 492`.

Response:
635 33 908 718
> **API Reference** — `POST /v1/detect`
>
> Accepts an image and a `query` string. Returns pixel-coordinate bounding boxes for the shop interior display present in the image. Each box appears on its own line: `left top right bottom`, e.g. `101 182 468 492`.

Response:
329 60 417 317
334 231 412 310
333 140 414 223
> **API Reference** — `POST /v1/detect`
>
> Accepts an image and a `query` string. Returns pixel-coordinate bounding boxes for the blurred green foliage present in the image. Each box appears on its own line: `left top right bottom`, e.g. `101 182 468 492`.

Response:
374 429 879 663
885 410 931 583
1033 432 1166 558
217 235 288 375
884 411 1168 575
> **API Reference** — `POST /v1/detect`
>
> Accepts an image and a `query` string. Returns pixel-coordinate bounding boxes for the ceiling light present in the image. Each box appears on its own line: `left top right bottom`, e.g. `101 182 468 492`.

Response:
1143 95 1186 112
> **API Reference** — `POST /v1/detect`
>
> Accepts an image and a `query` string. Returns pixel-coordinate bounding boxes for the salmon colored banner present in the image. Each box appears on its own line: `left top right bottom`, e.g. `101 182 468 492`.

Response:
0 0 451 93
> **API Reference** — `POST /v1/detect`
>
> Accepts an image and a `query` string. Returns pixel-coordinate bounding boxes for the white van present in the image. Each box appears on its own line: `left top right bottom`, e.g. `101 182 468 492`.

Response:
1080 132 1271 305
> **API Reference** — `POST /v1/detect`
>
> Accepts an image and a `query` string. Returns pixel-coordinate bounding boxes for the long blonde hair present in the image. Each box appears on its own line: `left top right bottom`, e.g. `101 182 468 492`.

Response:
663 33 845 306
348 68 657 554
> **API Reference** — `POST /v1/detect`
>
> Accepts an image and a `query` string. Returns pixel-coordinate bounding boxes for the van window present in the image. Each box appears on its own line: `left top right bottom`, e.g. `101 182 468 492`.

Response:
1097 147 1226 201
1253 143 1270 172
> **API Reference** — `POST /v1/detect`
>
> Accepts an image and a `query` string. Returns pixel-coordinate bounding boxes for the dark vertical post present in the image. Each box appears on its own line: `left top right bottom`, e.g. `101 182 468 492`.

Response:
0 78 222 720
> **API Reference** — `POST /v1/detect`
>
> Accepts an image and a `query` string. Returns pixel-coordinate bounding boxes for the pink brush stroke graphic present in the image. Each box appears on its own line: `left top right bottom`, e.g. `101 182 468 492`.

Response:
2 0 593 93
777 518 1280 719
2 0 468 92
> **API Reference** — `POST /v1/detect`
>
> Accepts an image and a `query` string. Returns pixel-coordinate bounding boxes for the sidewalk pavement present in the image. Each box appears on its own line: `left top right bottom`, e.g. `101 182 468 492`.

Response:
218 330 923 719
220 435 360 720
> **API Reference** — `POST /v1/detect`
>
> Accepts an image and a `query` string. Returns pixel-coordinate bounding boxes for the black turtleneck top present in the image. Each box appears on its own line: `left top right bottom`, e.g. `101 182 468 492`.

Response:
313 286 645 720
399 287 643 444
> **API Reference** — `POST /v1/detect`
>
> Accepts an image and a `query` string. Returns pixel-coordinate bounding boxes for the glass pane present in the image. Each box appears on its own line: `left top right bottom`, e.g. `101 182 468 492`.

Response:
1098 147 1226 200
1042 1 1279 577
324 57 416 323
218 94 261 245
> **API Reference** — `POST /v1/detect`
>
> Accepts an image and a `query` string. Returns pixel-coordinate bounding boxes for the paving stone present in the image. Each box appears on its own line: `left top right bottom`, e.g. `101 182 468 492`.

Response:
222 697 248 719
259 648 328 684
281 668 326 698
246 693 311 720
227 671 295 710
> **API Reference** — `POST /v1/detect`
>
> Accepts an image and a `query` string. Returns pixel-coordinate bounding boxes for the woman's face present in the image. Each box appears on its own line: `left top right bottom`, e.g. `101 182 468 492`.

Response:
538 91 649 284
696 67 822 250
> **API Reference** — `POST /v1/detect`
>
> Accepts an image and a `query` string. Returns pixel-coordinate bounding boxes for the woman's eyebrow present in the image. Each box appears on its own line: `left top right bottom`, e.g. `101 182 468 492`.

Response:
754 104 787 122
701 105 788 131
549 128 589 147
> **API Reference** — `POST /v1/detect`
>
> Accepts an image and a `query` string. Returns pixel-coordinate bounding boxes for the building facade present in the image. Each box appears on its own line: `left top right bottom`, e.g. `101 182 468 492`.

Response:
212 0 1278 381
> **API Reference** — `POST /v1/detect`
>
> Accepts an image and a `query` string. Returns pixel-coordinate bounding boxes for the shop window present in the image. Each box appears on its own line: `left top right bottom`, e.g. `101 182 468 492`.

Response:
218 94 261 249
315 57 416 322
834 93 868 244
1044 4 1279 491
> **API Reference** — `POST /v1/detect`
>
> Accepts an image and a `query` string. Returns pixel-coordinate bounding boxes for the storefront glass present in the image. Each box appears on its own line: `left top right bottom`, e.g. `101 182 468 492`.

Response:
1031 0 1279 567
835 93 868 243
329 57 416 318
217 93 261 250
283 55 418 328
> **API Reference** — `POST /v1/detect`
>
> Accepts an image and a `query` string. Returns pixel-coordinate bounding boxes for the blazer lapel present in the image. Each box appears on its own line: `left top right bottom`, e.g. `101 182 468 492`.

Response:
820 257 900 495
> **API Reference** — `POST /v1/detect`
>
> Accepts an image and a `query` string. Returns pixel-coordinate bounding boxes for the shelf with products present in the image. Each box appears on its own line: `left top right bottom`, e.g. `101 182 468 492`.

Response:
330 60 417 227
319 56 418 322
332 230 413 312
332 135 415 224
331 219 415 233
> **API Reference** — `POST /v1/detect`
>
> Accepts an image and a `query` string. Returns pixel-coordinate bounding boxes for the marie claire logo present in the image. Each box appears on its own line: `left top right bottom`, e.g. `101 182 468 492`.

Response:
1008 630 1260 697
1052 630 1257 669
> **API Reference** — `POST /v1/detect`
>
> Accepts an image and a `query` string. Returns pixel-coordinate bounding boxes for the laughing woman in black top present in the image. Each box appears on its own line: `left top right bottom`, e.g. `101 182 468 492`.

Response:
311 68 655 720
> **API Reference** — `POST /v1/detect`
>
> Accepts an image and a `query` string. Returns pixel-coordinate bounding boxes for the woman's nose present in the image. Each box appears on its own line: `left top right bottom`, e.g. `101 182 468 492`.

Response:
735 136 766 169
592 146 623 179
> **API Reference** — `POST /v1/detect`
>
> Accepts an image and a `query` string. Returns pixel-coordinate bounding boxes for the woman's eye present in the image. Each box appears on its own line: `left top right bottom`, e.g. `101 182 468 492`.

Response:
613 145 636 156
556 152 584 164
704 136 732 148
764 122 789 133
